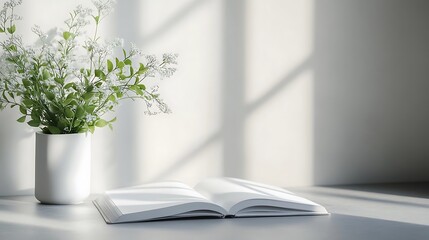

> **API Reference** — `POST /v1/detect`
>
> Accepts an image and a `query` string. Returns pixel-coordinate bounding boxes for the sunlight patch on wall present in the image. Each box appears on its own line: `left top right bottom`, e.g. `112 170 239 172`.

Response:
244 0 314 186
246 70 314 186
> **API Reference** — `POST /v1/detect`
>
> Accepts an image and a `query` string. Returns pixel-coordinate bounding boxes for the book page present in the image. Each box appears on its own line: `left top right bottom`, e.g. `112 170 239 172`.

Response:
106 181 215 215
194 178 327 215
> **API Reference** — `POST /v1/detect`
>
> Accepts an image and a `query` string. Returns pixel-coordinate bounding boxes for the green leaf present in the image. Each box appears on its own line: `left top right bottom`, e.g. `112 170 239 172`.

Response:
31 109 40 121
108 94 116 102
73 119 82 128
2 91 10 102
93 15 100 24
41 127 50 134
19 105 27 114
85 105 96 114
63 31 72 40
27 119 40 127
82 92 94 101
88 125 95 133
17 116 26 123
138 84 146 91
109 117 117 123
8 45 17 52
78 127 87 133
7 25 16 34
136 88 144 96
64 82 76 89
117 61 125 69
47 126 61 134
75 106 85 119
42 69 50 80
45 91 55 101
58 118 68 130
124 59 132 65
22 99 33 107
130 85 143 95
63 97 75 106
94 69 106 79
138 63 147 74
119 74 127 80
122 49 127 58
129 66 134 76
107 59 113 72
95 119 108 127
65 108 74 118
0 28 4 33
49 104 60 113
54 77 64 85
22 79 32 88
86 85 94 92
133 76 140 85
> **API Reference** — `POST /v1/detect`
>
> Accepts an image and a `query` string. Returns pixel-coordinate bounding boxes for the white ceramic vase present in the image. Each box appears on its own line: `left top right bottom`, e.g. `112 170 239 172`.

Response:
35 132 91 204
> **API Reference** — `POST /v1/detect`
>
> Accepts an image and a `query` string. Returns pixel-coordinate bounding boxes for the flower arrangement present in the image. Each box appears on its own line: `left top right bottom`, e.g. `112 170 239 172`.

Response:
0 0 177 134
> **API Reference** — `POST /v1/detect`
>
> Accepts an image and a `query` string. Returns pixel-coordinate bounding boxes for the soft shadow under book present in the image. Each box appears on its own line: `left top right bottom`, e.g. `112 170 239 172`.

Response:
93 177 329 223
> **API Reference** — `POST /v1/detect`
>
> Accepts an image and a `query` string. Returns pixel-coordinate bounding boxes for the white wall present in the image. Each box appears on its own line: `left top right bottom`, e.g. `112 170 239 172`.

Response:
0 0 428 195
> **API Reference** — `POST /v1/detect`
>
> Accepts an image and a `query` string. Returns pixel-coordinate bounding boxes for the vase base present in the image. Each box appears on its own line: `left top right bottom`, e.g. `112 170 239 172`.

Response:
36 200 85 205
35 195 88 205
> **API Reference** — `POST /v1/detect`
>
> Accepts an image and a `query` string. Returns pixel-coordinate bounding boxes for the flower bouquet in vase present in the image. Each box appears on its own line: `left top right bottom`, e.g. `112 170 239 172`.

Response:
0 0 177 204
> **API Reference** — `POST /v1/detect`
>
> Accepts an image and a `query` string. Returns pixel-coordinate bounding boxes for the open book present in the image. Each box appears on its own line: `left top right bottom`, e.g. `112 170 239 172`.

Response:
93 178 328 223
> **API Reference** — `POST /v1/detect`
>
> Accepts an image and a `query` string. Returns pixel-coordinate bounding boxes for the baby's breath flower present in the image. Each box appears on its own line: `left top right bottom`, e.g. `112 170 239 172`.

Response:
162 53 178 65
110 38 123 48
3 0 22 8
92 0 115 16
75 5 93 18
85 115 97 122
130 43 143 56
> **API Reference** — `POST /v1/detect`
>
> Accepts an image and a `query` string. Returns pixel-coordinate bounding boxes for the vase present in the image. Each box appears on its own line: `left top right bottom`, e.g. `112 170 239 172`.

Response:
35 132 91 204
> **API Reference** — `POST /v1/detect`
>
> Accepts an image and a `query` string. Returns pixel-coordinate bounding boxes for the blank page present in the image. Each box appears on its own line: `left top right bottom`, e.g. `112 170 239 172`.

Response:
107 181 211 215
194 178 323 213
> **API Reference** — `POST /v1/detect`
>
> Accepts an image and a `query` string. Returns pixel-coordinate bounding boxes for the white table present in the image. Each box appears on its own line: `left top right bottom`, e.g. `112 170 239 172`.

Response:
1 183 428 240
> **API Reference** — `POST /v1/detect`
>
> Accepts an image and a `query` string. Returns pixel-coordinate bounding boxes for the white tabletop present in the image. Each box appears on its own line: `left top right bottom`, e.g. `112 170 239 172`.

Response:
1 183 428 240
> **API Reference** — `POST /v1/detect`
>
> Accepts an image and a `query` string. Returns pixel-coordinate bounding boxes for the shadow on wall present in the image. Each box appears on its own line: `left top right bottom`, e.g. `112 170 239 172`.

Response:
110 0 142 189
221 0 246 178
313 0 429 185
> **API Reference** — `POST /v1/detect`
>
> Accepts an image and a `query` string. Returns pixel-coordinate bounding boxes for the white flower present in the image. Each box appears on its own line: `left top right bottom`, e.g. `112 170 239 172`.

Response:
111 38 123 48
92 0 115 16
3 0 22 8
162 53 178 65
130 43 143 56
75 5 93 18
85 115 97 122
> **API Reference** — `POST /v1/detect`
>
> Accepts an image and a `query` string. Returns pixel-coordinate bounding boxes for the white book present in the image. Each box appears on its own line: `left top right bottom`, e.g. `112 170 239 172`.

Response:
93 177 329 223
